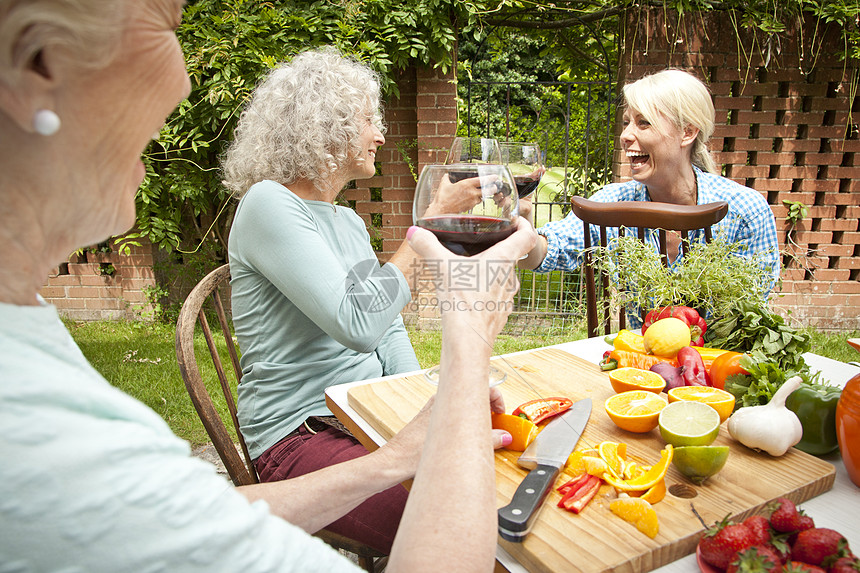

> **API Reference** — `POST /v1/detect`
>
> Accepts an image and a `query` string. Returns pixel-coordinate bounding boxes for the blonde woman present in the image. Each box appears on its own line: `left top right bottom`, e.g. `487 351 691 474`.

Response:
520 68 779 323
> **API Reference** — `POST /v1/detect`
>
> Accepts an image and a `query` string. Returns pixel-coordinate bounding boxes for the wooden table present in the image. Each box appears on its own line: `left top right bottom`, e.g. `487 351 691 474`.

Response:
325 338 860 573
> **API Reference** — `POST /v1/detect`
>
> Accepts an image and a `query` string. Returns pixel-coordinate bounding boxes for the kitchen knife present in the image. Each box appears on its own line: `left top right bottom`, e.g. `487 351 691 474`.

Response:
498 397 591 542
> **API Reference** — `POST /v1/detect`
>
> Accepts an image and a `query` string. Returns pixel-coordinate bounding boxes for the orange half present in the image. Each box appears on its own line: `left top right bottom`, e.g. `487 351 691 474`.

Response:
492 413 538 452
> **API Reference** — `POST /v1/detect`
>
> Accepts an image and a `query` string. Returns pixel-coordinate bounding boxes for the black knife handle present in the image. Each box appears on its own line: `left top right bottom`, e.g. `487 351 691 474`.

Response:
497 464 560 542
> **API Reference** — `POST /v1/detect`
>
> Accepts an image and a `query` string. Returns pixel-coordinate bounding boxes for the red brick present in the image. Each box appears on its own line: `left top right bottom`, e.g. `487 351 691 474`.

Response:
794 179 839 193
736 110 776 124
774 166 818 179
713 96 754 110
730 165 769 178
818 244 855 257
836 258 860 269
782 111 825 125
758 125 797 138
39 286 66 298
756 179 793 192
757 152 795 164
842 232 860 244
831 282 860 294
813 269 852 281
779 139 820 152
714 125 750 138
776 192 816 204
713 151 747 164
807 126 847 139
824 193 860 206
761 96 803 111
736 140 778 152
820 218 859 232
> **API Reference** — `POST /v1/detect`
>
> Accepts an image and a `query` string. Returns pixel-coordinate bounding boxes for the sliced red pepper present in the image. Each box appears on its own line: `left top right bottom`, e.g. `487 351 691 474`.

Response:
558 474 601 513
556 473 591 496
512 397 573 425
676 346 709 386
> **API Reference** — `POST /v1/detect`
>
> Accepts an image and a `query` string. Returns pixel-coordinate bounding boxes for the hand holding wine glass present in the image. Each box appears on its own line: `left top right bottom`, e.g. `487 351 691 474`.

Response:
413 164 519 257
499 141 545 199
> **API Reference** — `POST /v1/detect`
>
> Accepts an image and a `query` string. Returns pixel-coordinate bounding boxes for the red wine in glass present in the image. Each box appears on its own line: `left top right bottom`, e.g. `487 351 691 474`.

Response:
514 176 540 199
417 214 514 256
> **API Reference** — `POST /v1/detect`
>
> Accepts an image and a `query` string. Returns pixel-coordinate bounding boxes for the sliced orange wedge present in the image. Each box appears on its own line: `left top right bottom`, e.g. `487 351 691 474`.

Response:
598 441 627 479
610 497 659 538
603 445 673 491
491 413 538 452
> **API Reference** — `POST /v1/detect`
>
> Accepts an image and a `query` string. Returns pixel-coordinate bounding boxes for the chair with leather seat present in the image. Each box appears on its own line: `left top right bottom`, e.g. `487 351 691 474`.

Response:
569 196 729 338
175 263 385 572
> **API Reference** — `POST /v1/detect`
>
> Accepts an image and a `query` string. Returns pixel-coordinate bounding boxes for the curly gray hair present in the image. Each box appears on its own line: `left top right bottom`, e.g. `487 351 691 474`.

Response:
221 47 386 197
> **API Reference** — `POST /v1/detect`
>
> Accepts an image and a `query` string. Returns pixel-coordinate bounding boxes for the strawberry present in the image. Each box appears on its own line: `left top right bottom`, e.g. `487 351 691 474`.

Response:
791 528 851 567
831 556 860 573
786 561 827 573
790 514 817 545
744 515 773 546
699 517 757 570
726 545 783 573
770 497 803 533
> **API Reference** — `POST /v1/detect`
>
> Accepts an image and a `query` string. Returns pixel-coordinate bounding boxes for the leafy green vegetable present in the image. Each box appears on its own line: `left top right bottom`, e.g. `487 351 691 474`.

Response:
704 301 810 372
724 352 819 411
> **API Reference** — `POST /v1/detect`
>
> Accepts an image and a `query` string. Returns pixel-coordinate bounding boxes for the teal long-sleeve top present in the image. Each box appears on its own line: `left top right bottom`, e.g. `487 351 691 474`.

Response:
228 180 418 458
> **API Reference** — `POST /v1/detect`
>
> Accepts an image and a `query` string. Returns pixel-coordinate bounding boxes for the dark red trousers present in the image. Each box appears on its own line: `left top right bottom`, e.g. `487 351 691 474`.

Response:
254 423 407 554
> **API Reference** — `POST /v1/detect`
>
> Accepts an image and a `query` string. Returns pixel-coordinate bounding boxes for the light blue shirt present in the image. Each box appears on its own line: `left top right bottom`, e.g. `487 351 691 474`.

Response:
0 301 359 572
229 180 418 458
536 167 780 326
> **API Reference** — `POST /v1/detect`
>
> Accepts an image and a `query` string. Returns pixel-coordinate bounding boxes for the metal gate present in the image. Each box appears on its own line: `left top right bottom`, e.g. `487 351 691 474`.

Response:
461 77 614 334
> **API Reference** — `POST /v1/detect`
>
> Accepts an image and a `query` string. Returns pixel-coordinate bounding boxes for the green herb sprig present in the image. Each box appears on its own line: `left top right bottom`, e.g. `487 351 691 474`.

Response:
591 233 774 320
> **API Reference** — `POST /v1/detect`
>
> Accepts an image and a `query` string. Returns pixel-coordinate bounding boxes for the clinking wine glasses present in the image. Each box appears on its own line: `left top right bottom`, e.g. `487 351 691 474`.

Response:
413 163 519 257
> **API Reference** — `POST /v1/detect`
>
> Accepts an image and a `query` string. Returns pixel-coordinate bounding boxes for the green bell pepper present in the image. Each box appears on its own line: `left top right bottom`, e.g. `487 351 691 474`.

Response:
786 381 842 456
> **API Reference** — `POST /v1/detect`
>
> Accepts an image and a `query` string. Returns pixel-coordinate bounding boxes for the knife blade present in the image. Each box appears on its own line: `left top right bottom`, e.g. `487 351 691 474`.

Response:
497 397 591 542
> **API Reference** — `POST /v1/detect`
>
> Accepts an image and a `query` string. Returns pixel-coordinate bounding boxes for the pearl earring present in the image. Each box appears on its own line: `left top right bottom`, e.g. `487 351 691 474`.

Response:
33 109 61 136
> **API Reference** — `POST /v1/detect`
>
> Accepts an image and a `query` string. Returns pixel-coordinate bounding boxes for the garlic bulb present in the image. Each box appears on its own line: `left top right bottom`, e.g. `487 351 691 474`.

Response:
727 375 804 456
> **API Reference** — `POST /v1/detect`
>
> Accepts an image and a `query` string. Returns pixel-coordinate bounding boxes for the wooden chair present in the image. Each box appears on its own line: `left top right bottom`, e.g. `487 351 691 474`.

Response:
570 196 729 338
175 264 385 572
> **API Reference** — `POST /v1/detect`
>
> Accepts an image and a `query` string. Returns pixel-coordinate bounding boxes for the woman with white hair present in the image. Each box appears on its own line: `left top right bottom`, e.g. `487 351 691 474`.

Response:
0 2 535 570
519 68 780 323
222 48 510 554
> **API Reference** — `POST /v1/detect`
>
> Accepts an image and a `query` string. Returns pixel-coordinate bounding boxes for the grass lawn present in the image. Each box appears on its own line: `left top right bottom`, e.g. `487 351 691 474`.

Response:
67 319 859 448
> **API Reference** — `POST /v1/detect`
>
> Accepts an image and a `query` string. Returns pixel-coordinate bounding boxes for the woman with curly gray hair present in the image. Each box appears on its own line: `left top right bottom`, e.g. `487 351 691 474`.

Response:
222 47 501 554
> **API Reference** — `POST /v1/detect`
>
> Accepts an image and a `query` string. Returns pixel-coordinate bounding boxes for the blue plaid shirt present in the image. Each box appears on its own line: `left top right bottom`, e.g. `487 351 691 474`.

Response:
536 167 780 325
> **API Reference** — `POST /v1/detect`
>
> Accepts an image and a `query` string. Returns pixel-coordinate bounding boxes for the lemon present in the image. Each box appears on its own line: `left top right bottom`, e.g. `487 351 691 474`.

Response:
658 400 720 446
671 445 730 484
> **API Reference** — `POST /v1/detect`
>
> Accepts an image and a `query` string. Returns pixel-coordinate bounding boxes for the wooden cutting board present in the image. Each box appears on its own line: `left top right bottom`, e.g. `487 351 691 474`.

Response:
345 347 836 573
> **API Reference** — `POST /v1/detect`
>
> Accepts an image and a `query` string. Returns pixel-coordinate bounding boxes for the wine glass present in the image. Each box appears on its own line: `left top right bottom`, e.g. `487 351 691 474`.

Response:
444 136 502 165
413 163 518 387
499 141 545 199
413 163 518 257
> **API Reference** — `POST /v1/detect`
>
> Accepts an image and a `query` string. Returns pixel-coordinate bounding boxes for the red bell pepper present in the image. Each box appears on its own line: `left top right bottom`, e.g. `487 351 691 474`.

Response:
676 346 710 386
512 397 573 425
642 306 708 346
557 474 601 513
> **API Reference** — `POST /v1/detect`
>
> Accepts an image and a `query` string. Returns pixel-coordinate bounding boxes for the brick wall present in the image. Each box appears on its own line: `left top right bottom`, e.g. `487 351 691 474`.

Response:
41 238 157 321
618 9 860 331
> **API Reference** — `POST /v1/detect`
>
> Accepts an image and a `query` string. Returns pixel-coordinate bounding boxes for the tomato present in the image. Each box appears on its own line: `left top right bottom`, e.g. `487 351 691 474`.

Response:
709 351 748 390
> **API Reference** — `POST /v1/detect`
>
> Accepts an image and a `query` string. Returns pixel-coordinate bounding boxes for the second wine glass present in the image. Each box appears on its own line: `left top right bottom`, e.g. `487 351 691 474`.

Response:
499 141 545 199
445 136 502 165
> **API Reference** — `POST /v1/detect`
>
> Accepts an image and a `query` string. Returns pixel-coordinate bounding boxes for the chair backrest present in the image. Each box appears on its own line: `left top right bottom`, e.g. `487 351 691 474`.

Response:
570 196 729 338
175 263 258 486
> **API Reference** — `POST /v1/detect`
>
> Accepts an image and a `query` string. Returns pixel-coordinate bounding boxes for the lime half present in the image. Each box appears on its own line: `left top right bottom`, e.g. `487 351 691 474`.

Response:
658 400 720 446
672 445 730 484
